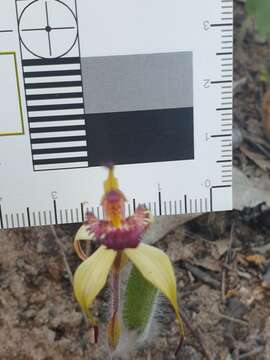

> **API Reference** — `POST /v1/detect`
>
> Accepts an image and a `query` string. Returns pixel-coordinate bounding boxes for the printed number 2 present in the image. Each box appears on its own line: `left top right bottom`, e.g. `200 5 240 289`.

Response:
203 79 211 88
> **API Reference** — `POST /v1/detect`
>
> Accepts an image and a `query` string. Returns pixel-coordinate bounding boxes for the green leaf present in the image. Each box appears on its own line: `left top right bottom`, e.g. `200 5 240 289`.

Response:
122 265 158 333
246 0 270 37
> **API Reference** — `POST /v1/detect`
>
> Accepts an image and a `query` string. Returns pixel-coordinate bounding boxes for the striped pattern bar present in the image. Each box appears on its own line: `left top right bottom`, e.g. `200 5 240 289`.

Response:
23 57 88 171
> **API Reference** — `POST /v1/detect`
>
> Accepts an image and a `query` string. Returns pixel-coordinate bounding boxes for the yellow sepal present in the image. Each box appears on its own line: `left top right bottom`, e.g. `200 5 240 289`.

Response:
73 245 117 325
124 243 184 338
74 224 94 260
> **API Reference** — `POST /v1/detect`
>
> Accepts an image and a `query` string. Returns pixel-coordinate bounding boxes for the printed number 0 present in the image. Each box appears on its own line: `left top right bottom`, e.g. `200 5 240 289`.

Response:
205 179 211 188
51 191 58 200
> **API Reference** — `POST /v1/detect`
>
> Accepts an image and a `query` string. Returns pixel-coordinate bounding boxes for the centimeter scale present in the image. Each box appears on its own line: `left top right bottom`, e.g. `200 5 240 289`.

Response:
0 0 233 229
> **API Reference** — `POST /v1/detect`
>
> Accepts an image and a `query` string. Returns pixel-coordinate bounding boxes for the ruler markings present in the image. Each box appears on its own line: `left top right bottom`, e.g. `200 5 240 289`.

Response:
60 210 63 223
32 212 36 226
48 211 52 225
22 213 26 227
75 208 79 222
184 195 187 213
71 209 74 223
16 213 19 227
132 199 136 213
65 209 68 223
164 201 167 215
0 205 3 229
211 23 232 27
53 200 58 224
211 80 232 84
42 211 46 225
80 203 84 221
38 211 42 226
211 134 231 138
158 192 162 215
169 201 172 215
216 107 232 111
5 215 9 229
27 207 31 226
216 52 232 55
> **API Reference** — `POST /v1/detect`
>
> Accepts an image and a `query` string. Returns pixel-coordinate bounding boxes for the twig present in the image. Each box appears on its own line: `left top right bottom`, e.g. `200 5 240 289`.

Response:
50 226 93 344
181 311 213 360
50 225 74 285
209 311 249 326
238 346 264 359
234 77 247 94
181 261 220 289
221 224 235 303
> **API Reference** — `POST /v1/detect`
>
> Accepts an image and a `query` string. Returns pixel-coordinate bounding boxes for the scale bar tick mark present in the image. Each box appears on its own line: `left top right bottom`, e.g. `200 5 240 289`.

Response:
53 200 58 224
80 203 84 221
211 134 232 138
211 80 232 84
211 23 233 27
0 205 3 229
27 207 31 226
158 192 162 216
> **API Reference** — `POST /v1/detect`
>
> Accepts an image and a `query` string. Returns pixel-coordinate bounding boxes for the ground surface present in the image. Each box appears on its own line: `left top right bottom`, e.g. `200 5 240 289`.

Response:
1 2 270 359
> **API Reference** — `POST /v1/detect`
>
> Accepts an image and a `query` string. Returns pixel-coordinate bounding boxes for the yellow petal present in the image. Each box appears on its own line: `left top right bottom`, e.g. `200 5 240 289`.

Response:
74 224 94 260
124 244 184 338
74 245 117 324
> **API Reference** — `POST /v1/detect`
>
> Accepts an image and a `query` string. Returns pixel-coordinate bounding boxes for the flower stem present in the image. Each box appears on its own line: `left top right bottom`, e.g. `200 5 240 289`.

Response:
108 252 122 349
112 270 120 314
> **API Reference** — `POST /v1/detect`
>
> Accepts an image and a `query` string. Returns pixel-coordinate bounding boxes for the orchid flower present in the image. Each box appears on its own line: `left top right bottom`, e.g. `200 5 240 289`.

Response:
73 167 184 352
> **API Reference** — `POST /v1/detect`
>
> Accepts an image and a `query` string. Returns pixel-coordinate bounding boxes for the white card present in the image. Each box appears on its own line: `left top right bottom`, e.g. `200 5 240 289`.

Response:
0 0 233 228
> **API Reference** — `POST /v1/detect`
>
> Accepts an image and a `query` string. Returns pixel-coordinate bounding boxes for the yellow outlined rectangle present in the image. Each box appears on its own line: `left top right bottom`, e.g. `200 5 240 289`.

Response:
0 51 24 136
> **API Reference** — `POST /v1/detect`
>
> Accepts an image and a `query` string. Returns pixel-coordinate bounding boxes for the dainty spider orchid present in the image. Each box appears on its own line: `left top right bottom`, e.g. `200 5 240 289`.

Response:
73 167 184 353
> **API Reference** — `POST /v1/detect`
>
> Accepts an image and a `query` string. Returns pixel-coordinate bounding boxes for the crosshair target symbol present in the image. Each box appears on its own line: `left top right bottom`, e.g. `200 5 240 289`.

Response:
19 0 78 59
